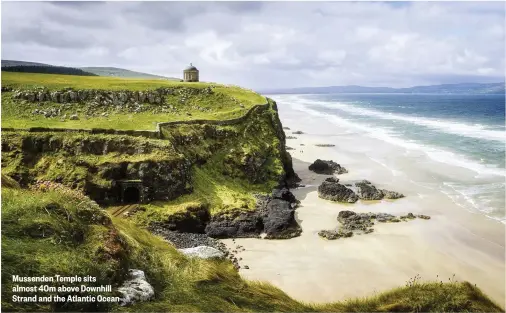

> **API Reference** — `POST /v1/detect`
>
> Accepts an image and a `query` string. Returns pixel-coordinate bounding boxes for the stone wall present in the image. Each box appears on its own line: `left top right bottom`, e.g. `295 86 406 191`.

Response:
6 87 213 105
1 127 161 139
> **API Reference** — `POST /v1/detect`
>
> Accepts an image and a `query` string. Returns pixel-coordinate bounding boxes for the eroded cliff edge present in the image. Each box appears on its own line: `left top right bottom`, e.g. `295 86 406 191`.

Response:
2 96 301 239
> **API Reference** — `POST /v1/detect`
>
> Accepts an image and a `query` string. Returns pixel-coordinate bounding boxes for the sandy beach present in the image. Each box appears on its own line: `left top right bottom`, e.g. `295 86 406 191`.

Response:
222 99 505 306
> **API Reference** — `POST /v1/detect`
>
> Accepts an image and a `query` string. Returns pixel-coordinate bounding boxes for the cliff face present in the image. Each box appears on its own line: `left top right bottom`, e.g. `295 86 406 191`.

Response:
1 132 192 204
1 98 300 238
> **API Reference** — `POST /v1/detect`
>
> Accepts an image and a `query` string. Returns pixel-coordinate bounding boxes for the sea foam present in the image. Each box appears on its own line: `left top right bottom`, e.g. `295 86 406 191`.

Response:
283 95 506 178
294 96 505 143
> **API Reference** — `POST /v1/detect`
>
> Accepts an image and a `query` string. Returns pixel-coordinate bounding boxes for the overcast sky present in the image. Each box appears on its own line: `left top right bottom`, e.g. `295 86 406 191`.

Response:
2 1 505 89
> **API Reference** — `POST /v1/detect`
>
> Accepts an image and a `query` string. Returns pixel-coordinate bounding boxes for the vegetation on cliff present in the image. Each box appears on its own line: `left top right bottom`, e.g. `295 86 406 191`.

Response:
1 72 265 130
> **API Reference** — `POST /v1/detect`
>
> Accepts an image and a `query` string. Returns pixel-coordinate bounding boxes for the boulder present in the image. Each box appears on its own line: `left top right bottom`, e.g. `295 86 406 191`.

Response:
271 188 298 205
309 159 348 175
318 230 341 240
263 199 301 239
400 212 416 219
337 210 356 220
318 180 358 203
325 177 339 183
355 182 384 200
178 246 225 259
205 211 263 238
381 189 405 199
69 114 79 120
376 213 397 223
357 179 371 184
338 211 374 231
117 269 154 306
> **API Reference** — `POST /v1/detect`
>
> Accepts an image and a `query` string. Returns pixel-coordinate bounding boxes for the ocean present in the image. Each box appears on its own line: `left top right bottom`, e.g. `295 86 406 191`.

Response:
271 93 506 223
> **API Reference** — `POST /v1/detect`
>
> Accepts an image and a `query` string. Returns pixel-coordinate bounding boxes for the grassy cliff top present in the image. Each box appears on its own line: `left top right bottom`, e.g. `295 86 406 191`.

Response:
1 72 266 131
2 72 257 94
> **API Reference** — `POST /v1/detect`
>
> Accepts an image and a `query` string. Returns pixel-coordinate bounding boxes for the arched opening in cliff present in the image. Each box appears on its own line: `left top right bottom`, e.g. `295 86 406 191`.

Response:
123 186 140 203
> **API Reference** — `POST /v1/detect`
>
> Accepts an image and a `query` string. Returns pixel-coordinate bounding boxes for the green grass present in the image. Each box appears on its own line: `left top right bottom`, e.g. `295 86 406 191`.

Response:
1 72 266 131
1 131 185 190
132 105 286 225
1 184 503 312
1 186 128 312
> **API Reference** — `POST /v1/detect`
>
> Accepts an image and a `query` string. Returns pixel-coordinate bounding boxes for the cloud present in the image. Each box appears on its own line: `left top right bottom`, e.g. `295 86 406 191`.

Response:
1 1 504 89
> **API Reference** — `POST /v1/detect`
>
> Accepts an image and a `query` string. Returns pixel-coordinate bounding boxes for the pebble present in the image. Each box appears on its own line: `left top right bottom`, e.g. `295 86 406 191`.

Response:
147 227 240 269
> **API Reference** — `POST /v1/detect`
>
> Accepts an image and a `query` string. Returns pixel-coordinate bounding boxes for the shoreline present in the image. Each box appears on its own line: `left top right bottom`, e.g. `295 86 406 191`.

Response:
221 102 505 306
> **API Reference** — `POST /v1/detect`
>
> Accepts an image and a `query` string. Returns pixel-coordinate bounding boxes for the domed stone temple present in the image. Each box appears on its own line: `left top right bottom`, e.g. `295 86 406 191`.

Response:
183 63 199 82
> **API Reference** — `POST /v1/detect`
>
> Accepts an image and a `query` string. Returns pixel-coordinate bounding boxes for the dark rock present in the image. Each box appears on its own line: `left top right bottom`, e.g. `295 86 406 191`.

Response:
355 182 384 200
243 265 249 269
357 180 371 184
337 210 356 220
318 230 341 240
340 230 353 238
309 159 348 175
381 189 405 199
376 213 396 223
271 188 299 205
205 211 263 238
263 199 301 239
417 214 431 220
318 180 358 203
292 131 304 134
325 177 339 183
400 212 416 219
338 211 374 231
150 203 210 233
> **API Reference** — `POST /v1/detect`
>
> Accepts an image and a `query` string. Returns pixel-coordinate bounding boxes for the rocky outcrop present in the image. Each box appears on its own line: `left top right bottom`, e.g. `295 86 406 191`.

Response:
309 159 348 175
205 188 301 239
355 181 384 200
117 269 155 306
318 179 358 203
205 210 263 238
178 246 225 259
318 210 430 240
2 132 193 203
355 181 405 200
262 198 301 239
381 189 405 199
148 203 210 233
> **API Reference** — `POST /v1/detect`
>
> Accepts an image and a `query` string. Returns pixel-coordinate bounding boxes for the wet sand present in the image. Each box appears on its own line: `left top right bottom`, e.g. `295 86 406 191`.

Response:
221 104 505 306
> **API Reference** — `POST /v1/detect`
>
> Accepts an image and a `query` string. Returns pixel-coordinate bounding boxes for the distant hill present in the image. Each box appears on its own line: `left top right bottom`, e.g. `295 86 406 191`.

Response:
80 67 179 80
2 65 97 76
1 60 179 80
260 82 505 95
2 60 53 67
